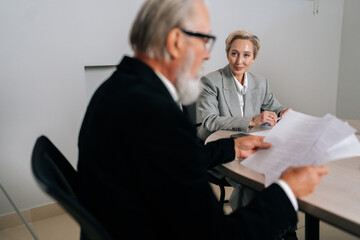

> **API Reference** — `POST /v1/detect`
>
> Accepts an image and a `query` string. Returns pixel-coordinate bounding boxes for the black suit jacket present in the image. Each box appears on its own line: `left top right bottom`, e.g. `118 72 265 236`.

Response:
77 56 297 239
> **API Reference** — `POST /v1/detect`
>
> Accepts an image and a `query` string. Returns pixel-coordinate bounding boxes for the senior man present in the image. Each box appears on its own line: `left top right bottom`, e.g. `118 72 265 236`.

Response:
77 0 329 239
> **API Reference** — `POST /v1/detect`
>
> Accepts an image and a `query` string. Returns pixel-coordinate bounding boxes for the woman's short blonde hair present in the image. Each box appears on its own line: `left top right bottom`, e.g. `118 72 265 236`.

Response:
225 30 260 59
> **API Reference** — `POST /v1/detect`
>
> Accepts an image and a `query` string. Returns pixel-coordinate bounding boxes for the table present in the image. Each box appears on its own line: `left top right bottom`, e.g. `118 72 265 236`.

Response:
206 123 360 240
343 119 360 135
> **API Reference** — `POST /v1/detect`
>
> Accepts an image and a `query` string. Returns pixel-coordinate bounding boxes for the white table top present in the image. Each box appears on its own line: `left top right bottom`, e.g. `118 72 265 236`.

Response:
206 122 360 237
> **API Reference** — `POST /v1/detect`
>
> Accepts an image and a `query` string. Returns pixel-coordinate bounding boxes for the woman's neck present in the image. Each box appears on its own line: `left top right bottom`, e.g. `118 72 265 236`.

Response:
233 72 245 85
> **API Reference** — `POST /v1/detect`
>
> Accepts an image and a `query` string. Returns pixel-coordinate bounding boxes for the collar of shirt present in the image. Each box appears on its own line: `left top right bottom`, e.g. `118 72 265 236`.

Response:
232 72 248 95
155 71 182 109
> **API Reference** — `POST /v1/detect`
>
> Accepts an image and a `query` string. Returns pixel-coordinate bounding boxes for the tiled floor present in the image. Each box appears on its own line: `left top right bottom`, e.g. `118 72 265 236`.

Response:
0 214 80 240
217 184 359 240
0 184 359 240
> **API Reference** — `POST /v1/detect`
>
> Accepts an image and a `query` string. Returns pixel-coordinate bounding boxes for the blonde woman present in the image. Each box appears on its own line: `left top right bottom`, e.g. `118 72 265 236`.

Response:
197 30 296 240
197 30 291 141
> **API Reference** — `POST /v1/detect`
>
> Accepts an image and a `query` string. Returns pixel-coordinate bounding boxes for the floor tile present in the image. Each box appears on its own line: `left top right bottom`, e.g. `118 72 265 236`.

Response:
1 194 359 240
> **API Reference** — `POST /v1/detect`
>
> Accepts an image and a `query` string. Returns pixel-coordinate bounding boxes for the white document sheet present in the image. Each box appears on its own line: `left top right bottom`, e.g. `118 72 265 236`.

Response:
241 110 360 187
323 134 360 162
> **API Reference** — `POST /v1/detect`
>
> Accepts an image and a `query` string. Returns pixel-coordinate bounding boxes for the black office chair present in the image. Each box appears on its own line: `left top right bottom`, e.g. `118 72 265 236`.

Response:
31 135 112 240
183 104 232 207
207 171 231 206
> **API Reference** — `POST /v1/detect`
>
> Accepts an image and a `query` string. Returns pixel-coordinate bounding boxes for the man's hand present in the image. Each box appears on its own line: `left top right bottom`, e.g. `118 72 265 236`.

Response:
234 135 271 159
280 165 329 198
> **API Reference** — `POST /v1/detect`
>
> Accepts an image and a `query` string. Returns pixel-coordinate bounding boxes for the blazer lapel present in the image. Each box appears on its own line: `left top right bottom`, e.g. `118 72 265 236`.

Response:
222 65 243 117
243 73 259 117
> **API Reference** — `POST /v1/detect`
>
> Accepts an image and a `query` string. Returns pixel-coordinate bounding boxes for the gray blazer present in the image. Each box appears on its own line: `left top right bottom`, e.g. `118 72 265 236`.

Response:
196 65 287 141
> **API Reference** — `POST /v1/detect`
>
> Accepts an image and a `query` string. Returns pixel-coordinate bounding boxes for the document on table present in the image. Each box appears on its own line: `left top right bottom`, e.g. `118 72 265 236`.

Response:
241 110 360 187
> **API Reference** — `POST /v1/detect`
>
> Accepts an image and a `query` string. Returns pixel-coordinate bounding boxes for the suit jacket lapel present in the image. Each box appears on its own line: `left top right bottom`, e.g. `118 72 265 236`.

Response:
222 65 243 117
243 73 259 117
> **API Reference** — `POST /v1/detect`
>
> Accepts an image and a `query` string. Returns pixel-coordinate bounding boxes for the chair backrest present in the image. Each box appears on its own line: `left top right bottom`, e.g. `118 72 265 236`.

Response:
183 102 201 127
31 135 112 240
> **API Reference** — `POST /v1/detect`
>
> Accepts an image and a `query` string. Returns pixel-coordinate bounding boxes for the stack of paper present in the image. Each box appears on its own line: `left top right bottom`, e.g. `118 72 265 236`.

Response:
241 110 360 187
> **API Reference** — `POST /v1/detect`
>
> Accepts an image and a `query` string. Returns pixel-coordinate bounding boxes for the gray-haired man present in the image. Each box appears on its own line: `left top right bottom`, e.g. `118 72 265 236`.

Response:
77 0 329 239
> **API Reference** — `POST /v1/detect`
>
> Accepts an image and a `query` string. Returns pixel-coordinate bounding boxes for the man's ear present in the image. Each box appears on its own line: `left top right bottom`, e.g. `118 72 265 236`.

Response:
166 28 184 59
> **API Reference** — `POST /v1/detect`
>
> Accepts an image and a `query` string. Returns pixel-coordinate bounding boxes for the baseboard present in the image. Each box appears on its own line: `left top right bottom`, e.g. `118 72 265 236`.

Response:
0 202 65 230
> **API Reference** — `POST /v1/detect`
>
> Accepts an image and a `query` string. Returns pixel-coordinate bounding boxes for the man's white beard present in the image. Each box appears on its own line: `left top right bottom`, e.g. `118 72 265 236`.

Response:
175 50 203 106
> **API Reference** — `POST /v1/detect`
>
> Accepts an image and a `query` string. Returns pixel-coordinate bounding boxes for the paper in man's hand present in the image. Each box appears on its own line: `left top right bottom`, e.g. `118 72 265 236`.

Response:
241 110 360 187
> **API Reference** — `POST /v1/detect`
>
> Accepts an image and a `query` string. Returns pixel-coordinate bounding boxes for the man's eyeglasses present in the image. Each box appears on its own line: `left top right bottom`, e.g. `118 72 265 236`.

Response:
180 28 216 53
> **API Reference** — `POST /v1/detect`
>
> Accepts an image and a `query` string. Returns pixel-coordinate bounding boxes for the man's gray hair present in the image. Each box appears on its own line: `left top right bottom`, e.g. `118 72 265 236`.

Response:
130 0 200 61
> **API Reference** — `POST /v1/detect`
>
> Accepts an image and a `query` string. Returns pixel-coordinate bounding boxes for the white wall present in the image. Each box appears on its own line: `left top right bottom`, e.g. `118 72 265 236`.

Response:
0 0 348 216
336 0 360 120
0 0 143 215
206 0 344 116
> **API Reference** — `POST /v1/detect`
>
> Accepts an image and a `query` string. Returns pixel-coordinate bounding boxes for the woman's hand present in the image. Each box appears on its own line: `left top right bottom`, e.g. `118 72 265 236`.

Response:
249 111 278 127
279 108 292 117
